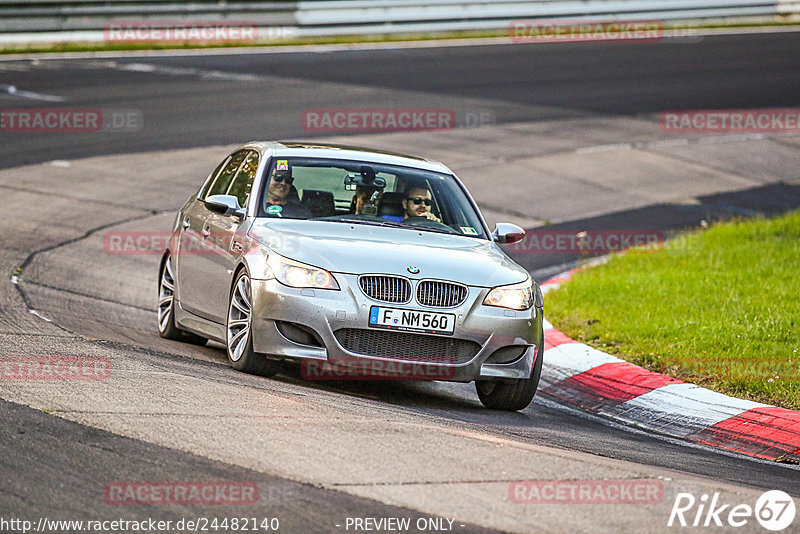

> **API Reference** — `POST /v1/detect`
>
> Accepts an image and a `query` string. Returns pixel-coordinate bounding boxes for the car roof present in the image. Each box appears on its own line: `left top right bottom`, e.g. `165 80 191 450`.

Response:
243 141 454 174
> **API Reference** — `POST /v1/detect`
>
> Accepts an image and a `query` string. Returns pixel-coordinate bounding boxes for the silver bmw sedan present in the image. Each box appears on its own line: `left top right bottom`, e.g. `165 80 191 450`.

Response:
158 142 544 410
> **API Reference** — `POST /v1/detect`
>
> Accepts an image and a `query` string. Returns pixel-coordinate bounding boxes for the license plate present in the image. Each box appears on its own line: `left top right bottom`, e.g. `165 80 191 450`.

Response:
369 306 455 335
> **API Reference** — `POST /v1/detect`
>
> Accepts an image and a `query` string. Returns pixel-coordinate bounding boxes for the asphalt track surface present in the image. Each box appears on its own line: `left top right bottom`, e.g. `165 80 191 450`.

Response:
2 31 800 168
1 32 800 533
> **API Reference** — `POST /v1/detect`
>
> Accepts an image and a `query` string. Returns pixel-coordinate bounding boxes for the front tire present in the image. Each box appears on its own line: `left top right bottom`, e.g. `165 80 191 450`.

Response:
475 345 543 411
227 270 281 377
158 254 207 345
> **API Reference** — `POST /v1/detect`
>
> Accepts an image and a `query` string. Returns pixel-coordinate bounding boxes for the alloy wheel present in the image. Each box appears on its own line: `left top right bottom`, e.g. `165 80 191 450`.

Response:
158 256 176 333
227 273 252 362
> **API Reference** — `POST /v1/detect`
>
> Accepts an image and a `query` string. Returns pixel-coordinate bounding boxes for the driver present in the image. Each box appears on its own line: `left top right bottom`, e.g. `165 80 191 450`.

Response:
265 161 311 218
402 186 440 222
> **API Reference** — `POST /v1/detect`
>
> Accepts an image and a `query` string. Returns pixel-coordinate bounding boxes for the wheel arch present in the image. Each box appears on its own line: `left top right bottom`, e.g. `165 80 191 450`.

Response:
231 261 250 292
158 251 170 278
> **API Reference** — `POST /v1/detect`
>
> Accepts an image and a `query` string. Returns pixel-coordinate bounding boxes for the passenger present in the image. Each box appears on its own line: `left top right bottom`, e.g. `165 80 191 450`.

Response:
264 162 311 218
352 185 383 216
402 186 440 222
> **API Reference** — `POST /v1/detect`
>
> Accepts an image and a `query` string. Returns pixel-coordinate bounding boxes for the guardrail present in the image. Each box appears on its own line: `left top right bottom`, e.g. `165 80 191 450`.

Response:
0 1 297 33
0 0 798 44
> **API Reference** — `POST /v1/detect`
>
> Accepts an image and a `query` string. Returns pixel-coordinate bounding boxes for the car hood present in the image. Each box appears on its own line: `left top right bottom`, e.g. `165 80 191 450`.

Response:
248 219 528 288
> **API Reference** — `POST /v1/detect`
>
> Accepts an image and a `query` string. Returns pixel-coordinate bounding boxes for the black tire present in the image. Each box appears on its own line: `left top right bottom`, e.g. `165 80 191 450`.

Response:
475 344 543 411
226 270 281 377
158 254 207 345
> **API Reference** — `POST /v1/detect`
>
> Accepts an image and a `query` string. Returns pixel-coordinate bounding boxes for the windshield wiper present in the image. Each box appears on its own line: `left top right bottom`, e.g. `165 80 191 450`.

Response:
317 216 460 235
319 217 402 227
404 225 459 235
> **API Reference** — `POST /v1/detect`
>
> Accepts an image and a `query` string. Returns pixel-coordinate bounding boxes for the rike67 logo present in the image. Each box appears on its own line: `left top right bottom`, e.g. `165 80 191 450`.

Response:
668 490 795 531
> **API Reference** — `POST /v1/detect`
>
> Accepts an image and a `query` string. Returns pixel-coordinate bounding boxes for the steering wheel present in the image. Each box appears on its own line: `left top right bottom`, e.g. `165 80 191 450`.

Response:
403 215 457 233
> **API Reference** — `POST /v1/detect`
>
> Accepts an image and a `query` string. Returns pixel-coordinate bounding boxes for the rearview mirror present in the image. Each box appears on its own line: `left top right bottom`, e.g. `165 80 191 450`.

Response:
344 169 386 189
492 223 525 244
205 195 246 221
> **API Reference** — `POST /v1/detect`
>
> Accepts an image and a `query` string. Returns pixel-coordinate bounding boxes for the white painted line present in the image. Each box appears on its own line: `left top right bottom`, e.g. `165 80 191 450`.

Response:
29 309 52 323
0 84 66 102
601 383 770 438
119 62 156 72
0 63 32 71
571 132 798 156
109 61 261 82
646 138 691 148
542 317 554 330
696 133 768 145
575 143 632 154
29 59 67 69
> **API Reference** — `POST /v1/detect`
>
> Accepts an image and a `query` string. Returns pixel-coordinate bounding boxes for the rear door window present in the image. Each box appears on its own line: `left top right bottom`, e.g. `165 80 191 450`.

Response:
226 150 259 208
204 150 247 200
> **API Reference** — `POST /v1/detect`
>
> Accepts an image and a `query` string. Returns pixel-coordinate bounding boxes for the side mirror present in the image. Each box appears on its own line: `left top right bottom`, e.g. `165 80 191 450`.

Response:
492 223 525 244
205 195 246 221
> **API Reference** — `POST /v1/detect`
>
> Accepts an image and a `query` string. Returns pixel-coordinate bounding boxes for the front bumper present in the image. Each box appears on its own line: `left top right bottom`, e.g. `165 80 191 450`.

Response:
249 273 543 382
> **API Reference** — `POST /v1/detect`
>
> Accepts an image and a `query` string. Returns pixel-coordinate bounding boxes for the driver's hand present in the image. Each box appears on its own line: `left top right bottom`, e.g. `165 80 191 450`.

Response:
423 212 441 222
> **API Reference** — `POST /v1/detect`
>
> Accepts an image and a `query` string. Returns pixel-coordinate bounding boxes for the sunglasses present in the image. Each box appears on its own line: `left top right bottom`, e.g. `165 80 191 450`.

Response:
272 174 294 184
407 197 432 206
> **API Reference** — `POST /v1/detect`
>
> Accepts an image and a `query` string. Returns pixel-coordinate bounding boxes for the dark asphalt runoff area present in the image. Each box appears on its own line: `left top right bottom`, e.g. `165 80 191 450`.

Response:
1 31 800 532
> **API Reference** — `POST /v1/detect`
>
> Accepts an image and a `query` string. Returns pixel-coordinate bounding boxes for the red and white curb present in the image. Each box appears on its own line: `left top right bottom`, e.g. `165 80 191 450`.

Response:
538 270 800 463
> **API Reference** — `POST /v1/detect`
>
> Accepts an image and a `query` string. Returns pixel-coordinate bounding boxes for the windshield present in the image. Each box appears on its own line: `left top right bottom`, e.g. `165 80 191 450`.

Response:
257 157 488 239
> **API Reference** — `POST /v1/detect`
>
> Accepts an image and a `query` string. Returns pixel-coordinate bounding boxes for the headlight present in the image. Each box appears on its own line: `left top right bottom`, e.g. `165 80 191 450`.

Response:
483 279 534 310
267 255 339 290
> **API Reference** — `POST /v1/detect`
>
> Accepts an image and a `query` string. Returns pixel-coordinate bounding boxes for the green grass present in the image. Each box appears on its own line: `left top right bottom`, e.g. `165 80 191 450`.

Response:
2 20 799 55
0 29 509 55
544 210 800 410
